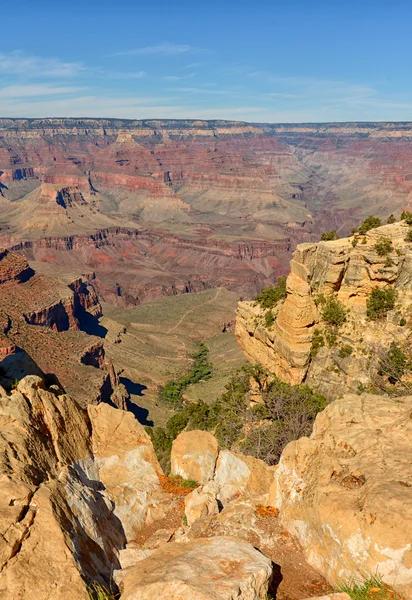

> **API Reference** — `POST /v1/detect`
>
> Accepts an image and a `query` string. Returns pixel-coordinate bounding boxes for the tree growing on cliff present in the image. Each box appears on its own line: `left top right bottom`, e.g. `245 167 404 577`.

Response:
374 237 393 256
321 297 348 327
366 287 396 320
353 216 382 235
320 230 338 241
150 363 326 469
254 276 287 309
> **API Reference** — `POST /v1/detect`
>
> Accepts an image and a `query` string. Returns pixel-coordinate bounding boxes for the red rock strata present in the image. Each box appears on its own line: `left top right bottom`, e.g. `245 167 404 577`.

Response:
0 248 123 406
1 119 412 305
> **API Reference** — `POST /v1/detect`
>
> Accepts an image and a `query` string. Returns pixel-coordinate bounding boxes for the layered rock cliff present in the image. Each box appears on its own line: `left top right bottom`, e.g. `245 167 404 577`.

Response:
236 221 412 397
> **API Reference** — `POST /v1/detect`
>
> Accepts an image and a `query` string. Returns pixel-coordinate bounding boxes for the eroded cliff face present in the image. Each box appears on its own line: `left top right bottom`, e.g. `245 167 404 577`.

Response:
4 118 412 307
0 247 125 407
236 221 412 395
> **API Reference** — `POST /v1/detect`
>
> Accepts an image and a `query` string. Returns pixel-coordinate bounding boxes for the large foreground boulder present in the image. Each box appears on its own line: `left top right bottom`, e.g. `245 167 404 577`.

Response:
272 392 412 597
0 376 125 599
171 430 219 483
120 536 273 599
88 402 165 541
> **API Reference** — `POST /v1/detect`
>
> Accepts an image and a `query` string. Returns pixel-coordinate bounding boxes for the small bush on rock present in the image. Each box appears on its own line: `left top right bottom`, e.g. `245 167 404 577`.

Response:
374 237 393 256
366 287 396 320
354 216 381 235
254 276 287 309
320 230 338 241
321 297 348 327
401 210 412 225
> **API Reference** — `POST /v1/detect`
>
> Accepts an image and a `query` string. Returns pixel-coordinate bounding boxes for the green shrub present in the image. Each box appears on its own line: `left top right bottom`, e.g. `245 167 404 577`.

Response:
88 584 118 600
321 297 348 327
310 328 325 357
158 342 212 408
338 344 353 358
405 228 412 242
254 276 287 309
361 236 367 244
400 316 407 326
374 237 393 256
320 230 338 241
264 310 275 328
354 216 382 235
387 214 397 224
366 287 396 320
401 210 412 225
151 364 326 468
378 341 412 384
351 237 358 247
338 575 399 600
325 328 338 347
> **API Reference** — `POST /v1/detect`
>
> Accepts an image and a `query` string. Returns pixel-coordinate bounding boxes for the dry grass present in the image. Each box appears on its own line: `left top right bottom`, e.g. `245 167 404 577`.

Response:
255 505 279 519
159 474 198 497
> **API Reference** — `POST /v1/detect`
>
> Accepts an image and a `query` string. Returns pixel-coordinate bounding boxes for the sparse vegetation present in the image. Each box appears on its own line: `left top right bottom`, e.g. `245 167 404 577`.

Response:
88 584 118 600
366 287 396 320
353 216 382 235
400 316 407 326
374 237 393 256
264 310 275 328
387 214 397 224
150 364 326 468
405 228 412 242
254 276 287 309
351 237 359 247
339 344 353 358
158 342 212 409
320 230 338 241
311 328 325 357
321 297 348 327
401 210 412 225
377 341 412 388
338 575 401 600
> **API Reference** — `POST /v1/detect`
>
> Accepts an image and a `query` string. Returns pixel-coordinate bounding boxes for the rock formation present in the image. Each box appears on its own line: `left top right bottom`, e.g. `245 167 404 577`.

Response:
3 118 412 305
270 391 412 598
120 537 273 600
0 375 124 599
236 221 412 397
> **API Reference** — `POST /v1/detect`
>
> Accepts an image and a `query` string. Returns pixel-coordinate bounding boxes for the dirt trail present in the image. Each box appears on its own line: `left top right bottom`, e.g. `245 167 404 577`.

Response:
167 288 222 334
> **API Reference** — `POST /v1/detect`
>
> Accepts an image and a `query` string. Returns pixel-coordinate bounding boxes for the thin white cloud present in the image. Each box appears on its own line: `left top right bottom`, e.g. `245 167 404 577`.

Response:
164 72 195 81
106 71 147 79
0 84 87 98
168 87 234 95
0 51 84 77
113 42 208 57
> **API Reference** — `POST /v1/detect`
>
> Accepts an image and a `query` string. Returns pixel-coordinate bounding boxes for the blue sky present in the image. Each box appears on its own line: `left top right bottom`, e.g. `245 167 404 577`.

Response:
1 0 412 122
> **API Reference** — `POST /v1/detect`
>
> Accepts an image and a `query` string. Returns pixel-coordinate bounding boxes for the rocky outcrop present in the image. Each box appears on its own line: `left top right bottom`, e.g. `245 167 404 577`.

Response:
171 430 219 484
0 249 34 285
88 403 164 542
270 392 412 598
0 375 125 599
214 450 276 505
120 536 273 600
236 222 412 395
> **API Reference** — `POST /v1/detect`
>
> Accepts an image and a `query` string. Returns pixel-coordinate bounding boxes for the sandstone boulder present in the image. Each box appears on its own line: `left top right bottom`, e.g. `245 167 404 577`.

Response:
0 375 125 599
88 402 164 542
120 536 273 600
171 430 219 484
214 450 276 504
184 481 219 525
272 392 412 597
